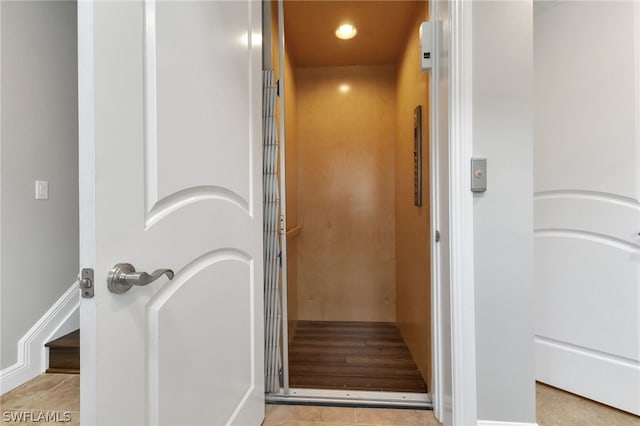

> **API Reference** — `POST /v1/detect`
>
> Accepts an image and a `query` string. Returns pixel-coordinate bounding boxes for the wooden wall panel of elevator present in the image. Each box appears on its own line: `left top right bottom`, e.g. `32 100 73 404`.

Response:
394 3 432 386
280 0 431 387
296 65 397 322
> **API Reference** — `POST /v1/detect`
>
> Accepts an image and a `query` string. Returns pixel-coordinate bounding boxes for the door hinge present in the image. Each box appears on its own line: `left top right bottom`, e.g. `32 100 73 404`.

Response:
80 268 94 298
276 79 280 97
435 230 441 242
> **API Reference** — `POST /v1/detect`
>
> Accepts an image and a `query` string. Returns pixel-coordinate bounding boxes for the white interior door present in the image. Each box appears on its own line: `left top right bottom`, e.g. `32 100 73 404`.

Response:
534 1 640 415
78 1 264 425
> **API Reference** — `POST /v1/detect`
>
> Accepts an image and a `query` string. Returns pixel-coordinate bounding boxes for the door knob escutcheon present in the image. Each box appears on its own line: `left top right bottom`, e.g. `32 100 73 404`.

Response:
107 263 174 294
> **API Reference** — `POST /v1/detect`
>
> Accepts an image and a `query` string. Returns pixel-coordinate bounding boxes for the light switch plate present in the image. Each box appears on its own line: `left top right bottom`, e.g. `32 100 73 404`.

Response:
471 158 487 193
35 180 49 200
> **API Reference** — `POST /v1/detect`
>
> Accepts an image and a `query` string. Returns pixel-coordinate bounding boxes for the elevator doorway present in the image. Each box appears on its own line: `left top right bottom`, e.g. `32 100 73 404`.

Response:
266 0 434 406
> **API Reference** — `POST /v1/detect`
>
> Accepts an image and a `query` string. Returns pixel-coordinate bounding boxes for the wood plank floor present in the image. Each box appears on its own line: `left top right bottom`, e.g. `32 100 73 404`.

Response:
288 321 427 393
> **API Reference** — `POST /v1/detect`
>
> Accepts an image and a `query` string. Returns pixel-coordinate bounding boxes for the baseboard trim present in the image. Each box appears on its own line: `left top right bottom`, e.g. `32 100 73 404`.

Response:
535 336 640 415
478 421 538 426
0 282 80 394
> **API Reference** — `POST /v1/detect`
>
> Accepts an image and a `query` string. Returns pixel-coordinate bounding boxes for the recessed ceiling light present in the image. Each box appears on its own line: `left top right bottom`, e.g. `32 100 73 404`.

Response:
338 84 351 93
335 24 357 40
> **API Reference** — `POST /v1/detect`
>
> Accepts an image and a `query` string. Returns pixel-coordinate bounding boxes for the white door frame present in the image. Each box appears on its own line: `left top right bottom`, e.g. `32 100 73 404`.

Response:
441 0 477 424
429 0 446 419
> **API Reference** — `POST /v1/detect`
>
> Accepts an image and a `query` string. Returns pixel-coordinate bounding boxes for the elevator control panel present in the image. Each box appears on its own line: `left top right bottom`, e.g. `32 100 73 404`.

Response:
414 105 423 207
471 158 487 193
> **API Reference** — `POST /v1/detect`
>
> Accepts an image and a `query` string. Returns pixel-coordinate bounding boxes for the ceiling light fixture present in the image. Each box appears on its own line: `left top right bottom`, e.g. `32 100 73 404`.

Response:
338 84 351 94
335 24 357 40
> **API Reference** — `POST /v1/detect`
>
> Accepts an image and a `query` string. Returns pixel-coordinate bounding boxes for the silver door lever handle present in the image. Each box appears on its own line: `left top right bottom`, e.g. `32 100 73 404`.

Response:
108 263 174 294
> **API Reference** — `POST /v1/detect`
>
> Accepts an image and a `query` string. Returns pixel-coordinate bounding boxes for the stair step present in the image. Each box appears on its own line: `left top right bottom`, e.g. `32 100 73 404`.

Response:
45 330 79 348
45 368 80 374
45 330 79 374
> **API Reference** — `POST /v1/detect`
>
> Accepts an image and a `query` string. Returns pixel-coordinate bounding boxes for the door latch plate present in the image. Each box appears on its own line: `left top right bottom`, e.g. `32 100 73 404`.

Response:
80 268 94 298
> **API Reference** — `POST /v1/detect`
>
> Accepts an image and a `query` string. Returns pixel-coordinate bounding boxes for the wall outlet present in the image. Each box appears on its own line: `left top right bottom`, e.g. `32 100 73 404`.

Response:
35 180 49 200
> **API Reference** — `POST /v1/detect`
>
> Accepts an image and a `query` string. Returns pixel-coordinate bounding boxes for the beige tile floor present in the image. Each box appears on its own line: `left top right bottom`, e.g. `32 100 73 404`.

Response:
536 382 640 426
0 374 79 425
1 374 640 425
262 405 437 426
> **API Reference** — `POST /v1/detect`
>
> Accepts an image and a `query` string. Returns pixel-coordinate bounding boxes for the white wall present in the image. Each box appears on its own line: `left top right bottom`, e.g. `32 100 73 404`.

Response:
472 1 536 423
1 1 79 370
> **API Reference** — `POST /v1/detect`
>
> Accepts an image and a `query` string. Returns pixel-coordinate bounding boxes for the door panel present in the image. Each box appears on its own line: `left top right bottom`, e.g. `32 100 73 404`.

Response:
154 1 252 206
149 252 255 425
535 237 638 359
534 1 640 415
535 195 638 243
79 1 264 425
